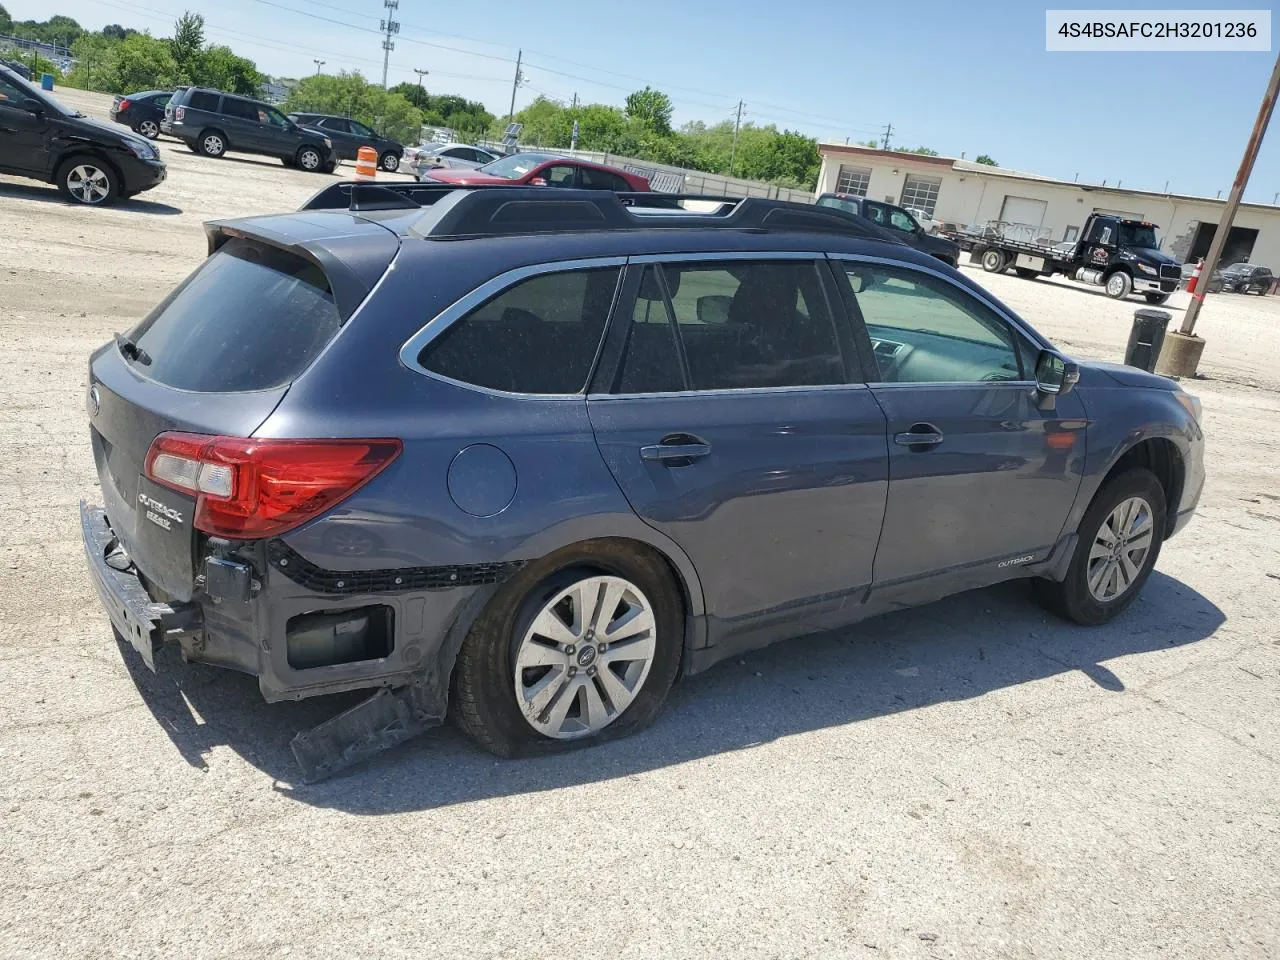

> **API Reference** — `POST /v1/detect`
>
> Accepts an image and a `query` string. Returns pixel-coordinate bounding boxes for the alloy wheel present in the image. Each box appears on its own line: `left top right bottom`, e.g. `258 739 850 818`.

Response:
1087 496 1154 602
514 575 657 739
66 165 111 204
203 134 224 156
138 120 160 139
299 149 320 170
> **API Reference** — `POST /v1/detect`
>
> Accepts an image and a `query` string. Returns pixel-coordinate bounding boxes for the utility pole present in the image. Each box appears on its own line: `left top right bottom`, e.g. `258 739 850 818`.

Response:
379 0 399 90
571 91 578 110
729 100 744 177
880 122 893 150
507 49 524 122
313 59 325 76
1178 50 1280 341
414 67 428 97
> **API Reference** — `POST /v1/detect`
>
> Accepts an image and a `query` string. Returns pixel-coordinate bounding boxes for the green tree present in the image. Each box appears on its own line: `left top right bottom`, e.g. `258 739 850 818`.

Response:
896 145 938 156
0 4 13 34
194 44 259 95
974 154 997 166
624 86 673 136
389 80 429 110
102 24 131 40
858 139 880 148
170 11 204 75
113 33 181 92
66 32 119 91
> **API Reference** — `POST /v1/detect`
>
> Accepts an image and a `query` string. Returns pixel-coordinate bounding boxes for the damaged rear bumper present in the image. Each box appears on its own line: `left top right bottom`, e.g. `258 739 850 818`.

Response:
80 501 201 669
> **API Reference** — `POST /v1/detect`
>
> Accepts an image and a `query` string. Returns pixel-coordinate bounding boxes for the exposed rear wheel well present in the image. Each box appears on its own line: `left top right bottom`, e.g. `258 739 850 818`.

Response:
1105 439 1184 535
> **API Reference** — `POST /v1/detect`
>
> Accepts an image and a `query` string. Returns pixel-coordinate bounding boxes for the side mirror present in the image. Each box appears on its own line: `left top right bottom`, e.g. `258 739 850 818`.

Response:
19 97 44 115
1034 350 1080 410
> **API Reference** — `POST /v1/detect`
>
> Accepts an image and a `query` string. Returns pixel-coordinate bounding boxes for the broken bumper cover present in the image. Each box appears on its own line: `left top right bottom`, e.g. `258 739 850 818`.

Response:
80 501 201 670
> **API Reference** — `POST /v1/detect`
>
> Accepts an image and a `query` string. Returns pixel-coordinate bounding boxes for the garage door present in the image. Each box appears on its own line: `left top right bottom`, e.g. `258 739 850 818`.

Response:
999 195 1048 228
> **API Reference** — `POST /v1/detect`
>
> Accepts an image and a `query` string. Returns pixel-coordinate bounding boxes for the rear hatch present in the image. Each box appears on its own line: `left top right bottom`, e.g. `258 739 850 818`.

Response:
88 218 399 600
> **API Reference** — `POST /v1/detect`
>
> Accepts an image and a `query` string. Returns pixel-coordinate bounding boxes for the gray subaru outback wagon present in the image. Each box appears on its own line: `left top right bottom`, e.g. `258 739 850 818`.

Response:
81 185 1204 779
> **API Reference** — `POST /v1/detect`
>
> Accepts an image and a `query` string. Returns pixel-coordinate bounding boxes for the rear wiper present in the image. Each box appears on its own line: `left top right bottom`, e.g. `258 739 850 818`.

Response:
115 332 152 366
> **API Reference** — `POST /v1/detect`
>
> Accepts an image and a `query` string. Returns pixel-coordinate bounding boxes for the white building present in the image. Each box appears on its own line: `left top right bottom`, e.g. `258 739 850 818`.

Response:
815 143 1280 267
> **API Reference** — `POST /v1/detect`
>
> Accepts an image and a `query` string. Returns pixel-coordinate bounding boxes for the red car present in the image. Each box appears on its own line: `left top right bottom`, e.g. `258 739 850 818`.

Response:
421 152 650 192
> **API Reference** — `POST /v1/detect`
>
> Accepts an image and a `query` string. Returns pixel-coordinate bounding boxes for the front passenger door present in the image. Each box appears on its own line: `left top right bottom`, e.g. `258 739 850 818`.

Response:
834 259 1085 592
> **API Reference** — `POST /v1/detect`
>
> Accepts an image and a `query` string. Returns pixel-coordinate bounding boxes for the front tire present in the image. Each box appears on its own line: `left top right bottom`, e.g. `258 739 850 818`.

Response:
1145 293 1171 305
55 156 118 205
379 151 401 172
296 145 323 172
453 545 682 757
1034 468 1166 625
981 249 1008 273
1105 270 1133 299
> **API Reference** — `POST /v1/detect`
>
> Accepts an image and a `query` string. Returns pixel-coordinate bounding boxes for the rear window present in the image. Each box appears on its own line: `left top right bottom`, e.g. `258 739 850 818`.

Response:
186 90 220 111
125 239 341 392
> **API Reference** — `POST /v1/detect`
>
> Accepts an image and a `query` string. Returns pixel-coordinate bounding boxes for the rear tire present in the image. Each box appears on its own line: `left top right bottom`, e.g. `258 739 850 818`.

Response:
136 119 160 139
1104 270 1133 299
198 130 227 157
1033 468 1166 625
453 544 683 758
55 156 118 205
981 249 1007 273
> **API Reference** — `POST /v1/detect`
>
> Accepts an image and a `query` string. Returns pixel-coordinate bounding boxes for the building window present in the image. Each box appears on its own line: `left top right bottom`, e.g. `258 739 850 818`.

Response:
1063 225 1080 243
899 176 941 218
835 165 871 197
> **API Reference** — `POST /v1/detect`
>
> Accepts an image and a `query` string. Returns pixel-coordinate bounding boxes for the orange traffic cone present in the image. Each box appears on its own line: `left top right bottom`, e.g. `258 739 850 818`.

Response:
1186 258 1203 293
355 146 378 181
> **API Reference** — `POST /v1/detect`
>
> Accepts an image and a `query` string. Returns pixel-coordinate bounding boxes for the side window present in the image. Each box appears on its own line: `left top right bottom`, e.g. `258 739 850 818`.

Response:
862 202 888 226
349 120 375 138
579 167 628 191
221 98 260 121
888 209 918 234
841 264 1024 383
660 260 846 390
187 90 220 112
322 117 350 133
419 268 620 394
261 106 290 128
154 94 171 108
0 75 26 103
615 268 685 394
541 164 577 187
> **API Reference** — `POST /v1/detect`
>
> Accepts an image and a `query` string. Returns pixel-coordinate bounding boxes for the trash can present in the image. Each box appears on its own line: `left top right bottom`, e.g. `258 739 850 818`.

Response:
1125 309 1171 372
40 73 54 91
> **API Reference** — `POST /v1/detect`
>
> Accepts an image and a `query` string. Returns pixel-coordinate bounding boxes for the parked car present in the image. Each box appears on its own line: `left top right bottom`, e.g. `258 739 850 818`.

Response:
407 141 500 174
0 59 31 80
1179 262 1225 294
816 192 959 266
0 63 166 204
162 86 336 172
287 112 403 172
421 152 651 191
109 89 176 140
81 185 1203 779
1219 262 1273 295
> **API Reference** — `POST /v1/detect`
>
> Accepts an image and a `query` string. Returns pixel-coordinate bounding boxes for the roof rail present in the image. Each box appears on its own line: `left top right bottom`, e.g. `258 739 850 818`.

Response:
296 181 898 243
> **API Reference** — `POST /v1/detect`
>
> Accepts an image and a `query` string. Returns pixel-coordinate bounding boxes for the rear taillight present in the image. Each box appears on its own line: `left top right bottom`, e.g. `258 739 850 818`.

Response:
119 98 131 110
175 106 185 120
144 433 402 539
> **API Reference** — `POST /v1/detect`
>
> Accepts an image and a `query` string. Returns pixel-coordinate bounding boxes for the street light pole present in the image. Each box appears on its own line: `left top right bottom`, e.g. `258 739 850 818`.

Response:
414 67 428 97
1179 50 1280 341
313 59 325 76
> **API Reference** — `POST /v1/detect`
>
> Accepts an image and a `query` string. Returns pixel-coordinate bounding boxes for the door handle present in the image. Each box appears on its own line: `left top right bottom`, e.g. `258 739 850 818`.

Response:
640 434 712 466
894 423 945 448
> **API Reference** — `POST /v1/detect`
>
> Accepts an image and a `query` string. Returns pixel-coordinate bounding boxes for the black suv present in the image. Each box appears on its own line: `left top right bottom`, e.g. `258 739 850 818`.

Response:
1220 262 1273 295
288 112 403 172
816 193 960 266
0 63 166 205
162 87 336 172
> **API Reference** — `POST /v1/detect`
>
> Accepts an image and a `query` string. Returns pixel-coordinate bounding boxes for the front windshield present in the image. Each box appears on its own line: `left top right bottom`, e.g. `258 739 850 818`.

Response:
1222 262 1252 275
476 153 558 179
1118 223 1159 249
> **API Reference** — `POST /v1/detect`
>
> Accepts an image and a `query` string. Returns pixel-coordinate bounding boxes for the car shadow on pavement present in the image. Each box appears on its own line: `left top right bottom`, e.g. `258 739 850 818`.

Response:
116 569 1223 808
0 181 183 214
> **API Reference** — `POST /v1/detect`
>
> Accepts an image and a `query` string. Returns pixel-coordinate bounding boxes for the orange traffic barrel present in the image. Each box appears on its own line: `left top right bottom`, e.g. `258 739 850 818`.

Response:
355 146 378 180
1186 258 1203 294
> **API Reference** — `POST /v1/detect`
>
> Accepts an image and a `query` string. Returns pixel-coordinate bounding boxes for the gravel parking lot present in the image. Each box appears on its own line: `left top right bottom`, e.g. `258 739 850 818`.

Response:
1 87 1277 960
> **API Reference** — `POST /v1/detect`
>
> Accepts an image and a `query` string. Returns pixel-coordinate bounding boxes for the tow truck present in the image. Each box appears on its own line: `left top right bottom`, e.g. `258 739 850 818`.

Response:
969 212 1183 304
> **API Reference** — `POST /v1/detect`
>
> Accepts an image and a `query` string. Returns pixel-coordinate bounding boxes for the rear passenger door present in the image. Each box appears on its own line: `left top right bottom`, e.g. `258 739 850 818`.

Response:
319 117 357 159
587 256 889 642
218 96 266 152
832 257 1085 595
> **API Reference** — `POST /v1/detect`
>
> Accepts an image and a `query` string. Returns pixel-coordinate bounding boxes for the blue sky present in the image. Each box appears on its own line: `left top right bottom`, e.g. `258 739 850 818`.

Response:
10 0 1278 201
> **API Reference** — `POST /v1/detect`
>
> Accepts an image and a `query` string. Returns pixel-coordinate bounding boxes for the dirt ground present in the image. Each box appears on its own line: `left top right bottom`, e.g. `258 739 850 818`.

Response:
1 87 1277 960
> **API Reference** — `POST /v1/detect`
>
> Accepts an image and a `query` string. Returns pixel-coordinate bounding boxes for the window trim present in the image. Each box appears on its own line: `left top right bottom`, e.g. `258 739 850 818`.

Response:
827 253 1044 386
398 256 628 399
